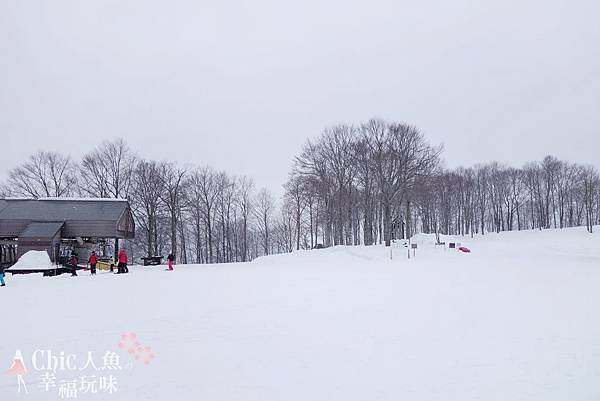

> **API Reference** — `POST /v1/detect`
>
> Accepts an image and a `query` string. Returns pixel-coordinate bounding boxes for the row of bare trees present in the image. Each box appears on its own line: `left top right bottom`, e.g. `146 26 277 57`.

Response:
0 139 289 263
420 157 600 237
2 125 599 263
279 120 600 251
281 119 442 249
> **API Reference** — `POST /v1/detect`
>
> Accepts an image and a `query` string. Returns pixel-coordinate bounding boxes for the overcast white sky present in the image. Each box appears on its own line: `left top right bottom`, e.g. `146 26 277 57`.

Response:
1 0 599 194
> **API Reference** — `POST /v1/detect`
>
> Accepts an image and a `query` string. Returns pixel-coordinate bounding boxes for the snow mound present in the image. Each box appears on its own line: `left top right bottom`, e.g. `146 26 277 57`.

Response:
252 245 394 268
8 250 54 270
410 233 461 247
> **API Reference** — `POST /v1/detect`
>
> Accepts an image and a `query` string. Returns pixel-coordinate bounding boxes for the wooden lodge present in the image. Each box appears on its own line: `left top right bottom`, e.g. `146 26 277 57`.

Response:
0 198 135 266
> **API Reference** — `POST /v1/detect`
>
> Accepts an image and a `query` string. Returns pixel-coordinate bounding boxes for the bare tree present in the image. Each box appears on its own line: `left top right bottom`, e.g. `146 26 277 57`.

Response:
365 120 441 246
254 188 275 255
284 174 306 250
0 184 9 197
131 160 166 257
237 176 255 262
80 139 136 257
582 166 599 233
80 139 136 199
187 167 220 263
161 163 187 262
8 151 77 198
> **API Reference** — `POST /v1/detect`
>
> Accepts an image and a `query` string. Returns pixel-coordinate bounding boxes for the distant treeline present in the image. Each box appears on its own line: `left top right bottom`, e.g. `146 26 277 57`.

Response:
0 139 279 263
2 120 599 263
282 119 600 249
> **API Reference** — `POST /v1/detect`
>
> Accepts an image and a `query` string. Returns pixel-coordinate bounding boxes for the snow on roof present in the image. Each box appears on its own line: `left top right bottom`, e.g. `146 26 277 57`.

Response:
39 197 129 202
0 197 129 202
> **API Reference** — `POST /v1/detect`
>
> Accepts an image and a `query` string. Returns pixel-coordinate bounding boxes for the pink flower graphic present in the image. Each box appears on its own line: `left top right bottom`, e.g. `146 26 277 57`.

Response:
134 346 155 365
118 333 140 354
118 333 155 365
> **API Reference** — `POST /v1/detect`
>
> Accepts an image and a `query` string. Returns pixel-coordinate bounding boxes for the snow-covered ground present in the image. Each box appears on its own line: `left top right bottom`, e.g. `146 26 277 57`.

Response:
2 226 600 401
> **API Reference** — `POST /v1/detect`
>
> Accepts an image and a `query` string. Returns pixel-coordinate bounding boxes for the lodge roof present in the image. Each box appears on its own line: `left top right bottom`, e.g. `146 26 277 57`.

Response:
19 221 65 238
0 198 130 222
0 198 135 240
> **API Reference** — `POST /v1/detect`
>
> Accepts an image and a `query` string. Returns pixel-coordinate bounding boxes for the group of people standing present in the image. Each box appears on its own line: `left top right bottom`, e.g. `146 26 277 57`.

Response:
0 248 175 287
76 248 174 275
68 248 129 276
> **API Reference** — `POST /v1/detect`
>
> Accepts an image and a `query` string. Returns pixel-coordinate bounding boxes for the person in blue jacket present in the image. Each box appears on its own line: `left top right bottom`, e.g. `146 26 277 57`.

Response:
0 267 6 287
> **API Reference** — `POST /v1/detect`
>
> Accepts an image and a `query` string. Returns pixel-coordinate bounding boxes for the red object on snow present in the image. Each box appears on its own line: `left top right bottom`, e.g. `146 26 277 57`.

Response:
458 246 471 253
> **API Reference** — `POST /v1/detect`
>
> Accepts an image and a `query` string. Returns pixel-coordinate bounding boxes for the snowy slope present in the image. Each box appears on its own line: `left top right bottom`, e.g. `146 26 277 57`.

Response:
1 227 600 401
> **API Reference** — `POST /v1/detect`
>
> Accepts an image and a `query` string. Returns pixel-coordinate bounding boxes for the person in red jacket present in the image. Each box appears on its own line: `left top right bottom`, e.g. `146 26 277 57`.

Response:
117 248 129 274
69 253 79 276
88 251 98 275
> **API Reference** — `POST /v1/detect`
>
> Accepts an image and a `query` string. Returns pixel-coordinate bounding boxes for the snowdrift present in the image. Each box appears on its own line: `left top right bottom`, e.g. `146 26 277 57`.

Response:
409 232 461 247
7 250 54 270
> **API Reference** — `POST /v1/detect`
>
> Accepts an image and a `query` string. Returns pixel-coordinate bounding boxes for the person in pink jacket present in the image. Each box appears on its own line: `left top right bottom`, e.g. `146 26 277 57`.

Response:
167 253 175 271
